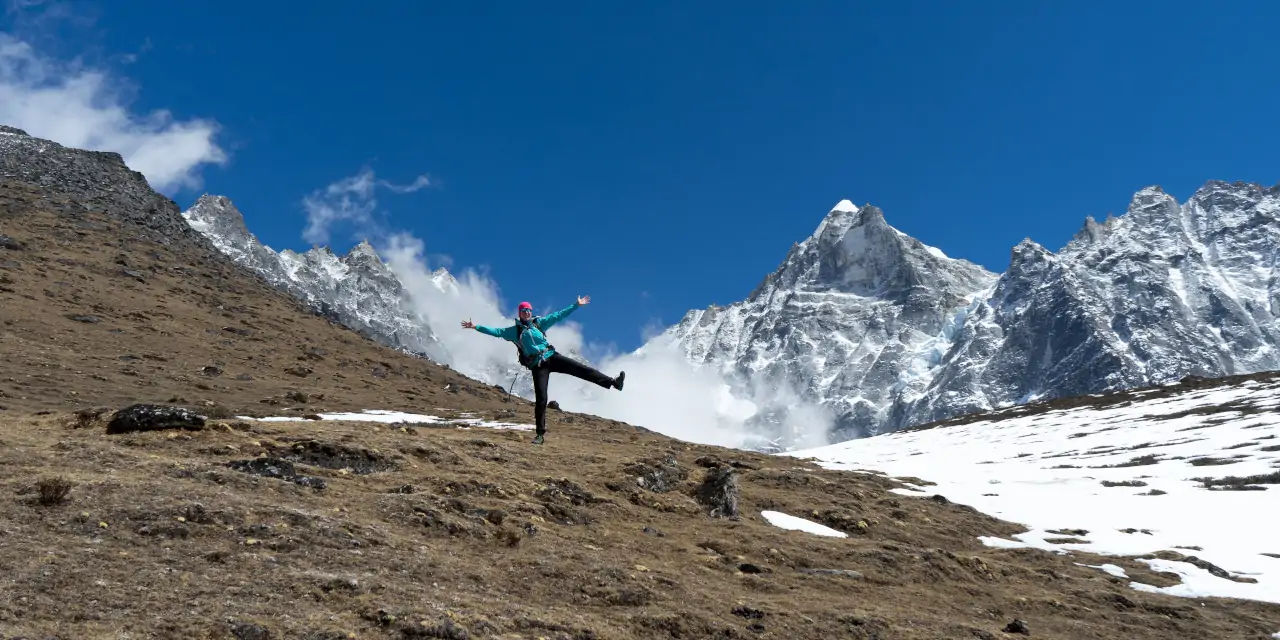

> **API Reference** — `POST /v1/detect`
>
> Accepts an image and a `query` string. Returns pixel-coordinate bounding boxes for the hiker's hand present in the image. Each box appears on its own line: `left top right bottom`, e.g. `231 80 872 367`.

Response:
577 295 591 306
461 319 475 329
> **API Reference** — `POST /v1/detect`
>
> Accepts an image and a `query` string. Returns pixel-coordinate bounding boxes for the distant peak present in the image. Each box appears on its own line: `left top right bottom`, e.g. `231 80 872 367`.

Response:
1189 179 1275 202
0 125 29 136
193 194 234 208
1127 185 1178 217
346 240 378 257
183 194 247 231
1012 237 1050 257
830 199 858 214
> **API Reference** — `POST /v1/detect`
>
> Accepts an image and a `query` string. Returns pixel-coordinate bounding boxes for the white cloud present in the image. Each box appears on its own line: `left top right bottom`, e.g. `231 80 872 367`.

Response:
0 33 227 193
302 168 430 245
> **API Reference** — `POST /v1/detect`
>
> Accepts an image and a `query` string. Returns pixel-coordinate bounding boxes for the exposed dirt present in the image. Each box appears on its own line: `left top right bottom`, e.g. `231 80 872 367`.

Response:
3 181 1280 638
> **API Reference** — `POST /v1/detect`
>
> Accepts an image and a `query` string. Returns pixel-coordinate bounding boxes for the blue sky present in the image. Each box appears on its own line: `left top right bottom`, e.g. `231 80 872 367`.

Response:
4 1 1279 352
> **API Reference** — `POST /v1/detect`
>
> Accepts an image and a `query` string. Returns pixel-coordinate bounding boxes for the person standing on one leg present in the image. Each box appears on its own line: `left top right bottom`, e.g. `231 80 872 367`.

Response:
461 295 625 444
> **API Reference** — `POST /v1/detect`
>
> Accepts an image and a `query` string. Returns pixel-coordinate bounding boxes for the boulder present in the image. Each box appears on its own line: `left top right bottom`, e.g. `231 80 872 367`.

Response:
106 404 206 434
695 466 739 518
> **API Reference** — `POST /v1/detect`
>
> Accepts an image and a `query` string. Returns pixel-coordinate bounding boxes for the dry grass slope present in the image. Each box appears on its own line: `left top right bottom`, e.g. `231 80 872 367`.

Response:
3 179 1280 638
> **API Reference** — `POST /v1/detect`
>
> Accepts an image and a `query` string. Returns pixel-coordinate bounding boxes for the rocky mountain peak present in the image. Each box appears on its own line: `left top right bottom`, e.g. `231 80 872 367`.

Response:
1187 179 1279 213
343 240 384 266
1009 237 1051 263
184 195 251 240
665 199 999 444
765 201 988 301
0 125 189 243
1123 185 1181 226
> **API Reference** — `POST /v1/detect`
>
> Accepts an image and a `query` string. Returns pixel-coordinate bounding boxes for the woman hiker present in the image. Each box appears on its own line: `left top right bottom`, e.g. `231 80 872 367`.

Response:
461 295 624 444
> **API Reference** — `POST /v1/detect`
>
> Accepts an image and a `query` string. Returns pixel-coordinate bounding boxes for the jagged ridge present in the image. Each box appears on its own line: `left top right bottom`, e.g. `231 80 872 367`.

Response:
182 195 445 359
664 181 1280 444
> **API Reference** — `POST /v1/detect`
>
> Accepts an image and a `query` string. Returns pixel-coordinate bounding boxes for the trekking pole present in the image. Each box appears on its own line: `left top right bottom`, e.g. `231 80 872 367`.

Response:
508 370 521 394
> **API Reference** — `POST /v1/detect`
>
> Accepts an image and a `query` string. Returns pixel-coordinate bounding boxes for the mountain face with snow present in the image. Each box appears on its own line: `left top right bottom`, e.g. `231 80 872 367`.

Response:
664 182 1280 443
182 195 446 360
664 199 998 443
181 195 539 394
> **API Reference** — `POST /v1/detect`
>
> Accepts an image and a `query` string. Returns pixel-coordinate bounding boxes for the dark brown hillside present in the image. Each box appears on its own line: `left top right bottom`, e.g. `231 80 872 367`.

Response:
0 178 504 417
1 135 1278 638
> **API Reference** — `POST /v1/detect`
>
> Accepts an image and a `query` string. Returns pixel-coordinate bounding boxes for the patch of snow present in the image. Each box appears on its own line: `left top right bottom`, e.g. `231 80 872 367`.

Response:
760 510 849 538
830 199 858 213
789 380 1280 603
978 536 1036 551
1077 563 1128 578
1167 265 1189 307
238 409 533 431
1130 558 1267 601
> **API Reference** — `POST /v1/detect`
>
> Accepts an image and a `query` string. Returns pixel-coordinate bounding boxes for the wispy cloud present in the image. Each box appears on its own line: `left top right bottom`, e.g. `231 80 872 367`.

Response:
0 33 227 193
380 174 431 193
301 168 430 245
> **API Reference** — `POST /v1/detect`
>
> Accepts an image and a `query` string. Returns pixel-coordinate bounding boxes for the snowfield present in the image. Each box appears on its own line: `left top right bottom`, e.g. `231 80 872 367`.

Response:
239 409 533 430
790 377 1280 604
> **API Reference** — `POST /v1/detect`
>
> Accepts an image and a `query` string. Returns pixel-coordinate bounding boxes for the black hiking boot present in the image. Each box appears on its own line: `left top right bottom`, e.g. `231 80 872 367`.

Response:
532 433 545 445
613 371 625 390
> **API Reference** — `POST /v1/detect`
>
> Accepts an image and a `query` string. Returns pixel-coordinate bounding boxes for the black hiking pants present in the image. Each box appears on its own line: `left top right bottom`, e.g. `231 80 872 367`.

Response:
532 352 614 435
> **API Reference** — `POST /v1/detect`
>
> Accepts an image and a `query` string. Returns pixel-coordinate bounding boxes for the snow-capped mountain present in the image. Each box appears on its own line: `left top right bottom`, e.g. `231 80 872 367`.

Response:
664 182 1280 443
182 195 445 359
910 182 1280 427
664 199 998 441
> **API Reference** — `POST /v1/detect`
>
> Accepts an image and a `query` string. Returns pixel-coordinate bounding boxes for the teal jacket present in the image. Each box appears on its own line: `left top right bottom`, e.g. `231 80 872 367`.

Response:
475 302 579 366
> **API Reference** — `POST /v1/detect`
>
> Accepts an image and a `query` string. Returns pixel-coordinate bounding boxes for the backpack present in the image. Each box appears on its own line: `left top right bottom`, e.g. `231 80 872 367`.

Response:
514 320 555 369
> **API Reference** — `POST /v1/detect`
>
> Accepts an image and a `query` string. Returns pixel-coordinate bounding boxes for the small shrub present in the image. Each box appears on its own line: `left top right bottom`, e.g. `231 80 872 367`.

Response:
36 477 73 506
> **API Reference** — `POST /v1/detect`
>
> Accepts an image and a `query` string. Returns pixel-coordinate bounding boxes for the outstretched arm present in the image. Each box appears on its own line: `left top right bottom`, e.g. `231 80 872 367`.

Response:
463 319 517 341
540 295 590 330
